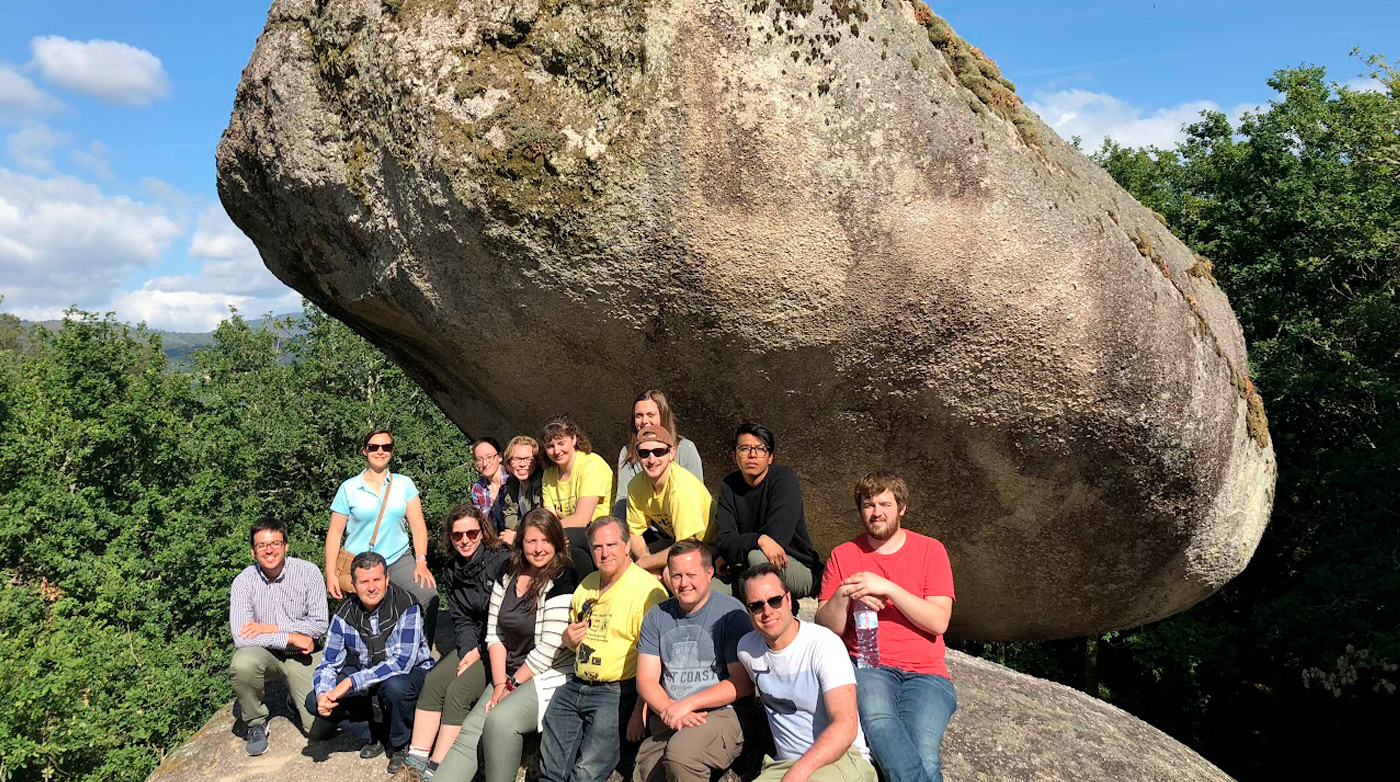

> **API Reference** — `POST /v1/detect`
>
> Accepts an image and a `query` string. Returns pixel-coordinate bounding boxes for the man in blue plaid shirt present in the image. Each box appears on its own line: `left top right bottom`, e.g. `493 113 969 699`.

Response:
309 551 434 773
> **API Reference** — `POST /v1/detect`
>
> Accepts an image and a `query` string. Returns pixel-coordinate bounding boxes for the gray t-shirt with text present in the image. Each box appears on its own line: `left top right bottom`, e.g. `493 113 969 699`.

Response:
638 591 751 701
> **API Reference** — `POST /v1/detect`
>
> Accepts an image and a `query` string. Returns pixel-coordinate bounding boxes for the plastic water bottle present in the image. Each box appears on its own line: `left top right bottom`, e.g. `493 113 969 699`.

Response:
853 602 880 668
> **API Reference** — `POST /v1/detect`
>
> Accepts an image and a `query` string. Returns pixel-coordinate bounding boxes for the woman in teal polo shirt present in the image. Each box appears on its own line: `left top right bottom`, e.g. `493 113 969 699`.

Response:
325 429 440 639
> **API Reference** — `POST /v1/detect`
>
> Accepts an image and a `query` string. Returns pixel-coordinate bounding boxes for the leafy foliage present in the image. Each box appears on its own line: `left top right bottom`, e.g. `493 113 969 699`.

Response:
957 54 1399 780
0 306 477 782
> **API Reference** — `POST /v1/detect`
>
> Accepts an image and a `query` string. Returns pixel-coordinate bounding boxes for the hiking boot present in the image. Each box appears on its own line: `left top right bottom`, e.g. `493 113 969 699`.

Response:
387 748 409 774
245 723 269 756
402 753 430 773
360 741 386 760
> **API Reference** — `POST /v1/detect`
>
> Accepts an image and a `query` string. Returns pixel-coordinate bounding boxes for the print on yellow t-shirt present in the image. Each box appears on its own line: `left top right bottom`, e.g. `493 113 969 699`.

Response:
544 451 613 522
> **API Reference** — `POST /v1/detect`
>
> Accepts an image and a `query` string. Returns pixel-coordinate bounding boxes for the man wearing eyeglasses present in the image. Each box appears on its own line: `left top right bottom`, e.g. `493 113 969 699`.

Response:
634 539 754 782
814 472 956 782
229 516 329 756
714 422 822 599
736 564 876 782
626 426 716 577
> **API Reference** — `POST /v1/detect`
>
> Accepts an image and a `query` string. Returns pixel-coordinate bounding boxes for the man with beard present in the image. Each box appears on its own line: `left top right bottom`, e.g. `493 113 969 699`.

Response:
814 473 956 782
309 551 434 773
229 516 328 755
634 539 753 782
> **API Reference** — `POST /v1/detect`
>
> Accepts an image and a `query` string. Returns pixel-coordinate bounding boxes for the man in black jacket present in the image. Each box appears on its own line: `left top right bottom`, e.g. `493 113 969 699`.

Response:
713 422 822 599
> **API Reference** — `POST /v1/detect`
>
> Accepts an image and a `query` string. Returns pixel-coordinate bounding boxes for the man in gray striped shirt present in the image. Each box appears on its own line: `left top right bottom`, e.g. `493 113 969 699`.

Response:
230 516 329 756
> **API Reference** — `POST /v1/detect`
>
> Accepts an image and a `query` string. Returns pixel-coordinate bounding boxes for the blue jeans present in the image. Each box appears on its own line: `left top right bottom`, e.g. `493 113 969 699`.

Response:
853 666 956 782
538 677 638 782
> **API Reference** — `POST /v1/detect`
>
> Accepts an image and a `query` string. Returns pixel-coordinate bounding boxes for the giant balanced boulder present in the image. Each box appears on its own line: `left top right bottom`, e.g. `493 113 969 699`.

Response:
217 0 1275 640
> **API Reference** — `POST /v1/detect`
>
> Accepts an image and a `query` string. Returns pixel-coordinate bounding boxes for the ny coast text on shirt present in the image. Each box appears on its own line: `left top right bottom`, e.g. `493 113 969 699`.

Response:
637 591 751 702
626 462 716 544
330 472 420 565
819 530 955 679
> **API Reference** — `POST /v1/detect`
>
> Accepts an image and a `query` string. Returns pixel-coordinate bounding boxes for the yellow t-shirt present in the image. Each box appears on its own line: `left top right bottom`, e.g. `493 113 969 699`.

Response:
570 563 667 682
626 463 716 544
543 451 613 522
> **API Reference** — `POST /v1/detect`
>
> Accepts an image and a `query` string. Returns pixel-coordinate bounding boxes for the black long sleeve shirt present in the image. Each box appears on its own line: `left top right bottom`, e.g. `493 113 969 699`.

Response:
714 465 822 575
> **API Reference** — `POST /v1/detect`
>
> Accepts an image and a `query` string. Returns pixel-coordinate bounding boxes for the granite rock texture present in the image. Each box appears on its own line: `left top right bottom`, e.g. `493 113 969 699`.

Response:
217 0 1275 639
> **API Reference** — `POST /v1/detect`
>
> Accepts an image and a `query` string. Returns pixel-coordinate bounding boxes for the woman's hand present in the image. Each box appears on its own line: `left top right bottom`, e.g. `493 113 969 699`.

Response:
485 682 509 713
326 571 343 600
414 559 436 589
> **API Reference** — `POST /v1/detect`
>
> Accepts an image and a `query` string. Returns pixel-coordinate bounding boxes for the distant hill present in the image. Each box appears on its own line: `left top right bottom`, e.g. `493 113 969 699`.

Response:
26 314 301 365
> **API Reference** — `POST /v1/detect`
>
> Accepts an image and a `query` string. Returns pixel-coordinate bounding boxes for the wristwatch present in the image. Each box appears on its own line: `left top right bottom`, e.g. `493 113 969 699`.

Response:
505 675 519 692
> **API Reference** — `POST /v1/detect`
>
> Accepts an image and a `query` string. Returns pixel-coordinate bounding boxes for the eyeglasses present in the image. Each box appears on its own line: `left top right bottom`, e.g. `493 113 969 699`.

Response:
736 444 770 456
475 452 500 462
450 529 482 541
508 456 533 465
365 443 395 453
253 541 286 552
637 446 671 459
745 594 786 614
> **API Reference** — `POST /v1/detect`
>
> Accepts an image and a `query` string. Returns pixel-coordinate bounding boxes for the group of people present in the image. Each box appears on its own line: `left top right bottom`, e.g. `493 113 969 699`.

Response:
228 392 957 782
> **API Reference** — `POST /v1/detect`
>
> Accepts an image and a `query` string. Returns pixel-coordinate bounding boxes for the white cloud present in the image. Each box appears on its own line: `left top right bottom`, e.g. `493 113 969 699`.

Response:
30 36 171 107
110 205 301 330
0 65 59 119
1028 89 1221 150
0 167 182 321
6 124 69 172
1343 76 1385 94
70 140 112 179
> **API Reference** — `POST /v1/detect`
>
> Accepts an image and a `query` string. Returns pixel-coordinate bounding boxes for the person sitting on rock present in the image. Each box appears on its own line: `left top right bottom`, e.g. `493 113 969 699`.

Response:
737 563 876 782
613 390 704 520
541 414 613 581
470 436 508 526
813 472 956 782
539 516 668 782
635 539 754 782
229 516 329 756
713 422 822 599
626 426 716 577
496 434 546 547
308 551 434 774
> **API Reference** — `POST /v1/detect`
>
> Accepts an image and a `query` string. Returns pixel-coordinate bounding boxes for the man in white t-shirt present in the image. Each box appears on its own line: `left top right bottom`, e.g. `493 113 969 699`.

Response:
736 564 876 782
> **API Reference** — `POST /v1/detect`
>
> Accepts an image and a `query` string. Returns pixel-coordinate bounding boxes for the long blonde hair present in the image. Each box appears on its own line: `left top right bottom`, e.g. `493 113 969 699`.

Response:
625 390 681 465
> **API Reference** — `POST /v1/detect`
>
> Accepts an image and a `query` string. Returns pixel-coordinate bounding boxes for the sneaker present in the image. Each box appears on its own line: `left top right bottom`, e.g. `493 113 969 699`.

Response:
402 753 429 773
422 761 438 779
387 749 409 774
360 741 386 760
245 723 269 756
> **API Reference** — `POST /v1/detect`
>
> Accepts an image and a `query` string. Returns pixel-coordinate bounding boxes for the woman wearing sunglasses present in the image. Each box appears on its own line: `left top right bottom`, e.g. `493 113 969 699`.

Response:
495 435 546 547
434 509 580 782
325 430 439 630
611 390 704 519
405 505 510 775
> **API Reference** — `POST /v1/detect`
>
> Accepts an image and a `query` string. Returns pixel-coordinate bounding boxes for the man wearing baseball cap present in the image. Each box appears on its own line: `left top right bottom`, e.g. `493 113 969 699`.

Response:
626 426 717 576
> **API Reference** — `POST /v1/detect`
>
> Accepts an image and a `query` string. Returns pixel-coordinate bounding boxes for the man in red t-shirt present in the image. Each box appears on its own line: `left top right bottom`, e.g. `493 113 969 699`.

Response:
814 472 956 782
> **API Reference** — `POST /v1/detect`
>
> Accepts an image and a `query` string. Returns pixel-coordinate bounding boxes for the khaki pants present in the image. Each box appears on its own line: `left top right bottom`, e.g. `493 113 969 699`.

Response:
752 749 876 782
230 646 319 732
635 708 744 782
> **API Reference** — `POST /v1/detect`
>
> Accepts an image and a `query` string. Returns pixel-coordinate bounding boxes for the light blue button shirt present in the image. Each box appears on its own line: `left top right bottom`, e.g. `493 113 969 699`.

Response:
330 471 419 566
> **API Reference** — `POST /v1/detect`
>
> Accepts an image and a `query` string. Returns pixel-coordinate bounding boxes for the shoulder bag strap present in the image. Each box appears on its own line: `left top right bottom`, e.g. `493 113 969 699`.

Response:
367 474 393 549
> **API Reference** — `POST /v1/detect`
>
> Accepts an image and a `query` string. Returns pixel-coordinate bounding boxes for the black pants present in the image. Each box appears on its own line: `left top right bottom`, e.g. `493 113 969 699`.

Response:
306 664 426 751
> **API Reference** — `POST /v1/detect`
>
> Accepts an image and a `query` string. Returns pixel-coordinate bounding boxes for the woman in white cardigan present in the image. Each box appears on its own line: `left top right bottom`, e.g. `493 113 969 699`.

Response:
432 509 579 782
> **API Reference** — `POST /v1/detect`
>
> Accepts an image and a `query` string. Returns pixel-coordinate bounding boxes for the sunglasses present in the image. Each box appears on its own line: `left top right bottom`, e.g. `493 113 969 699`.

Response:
365 443 395 453
745 594 786 615
637 446 671 459
450 529 482 541
575 598 598 623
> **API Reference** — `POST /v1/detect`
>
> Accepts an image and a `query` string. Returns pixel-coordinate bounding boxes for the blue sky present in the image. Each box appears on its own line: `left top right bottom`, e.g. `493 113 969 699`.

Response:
0 1 1394 331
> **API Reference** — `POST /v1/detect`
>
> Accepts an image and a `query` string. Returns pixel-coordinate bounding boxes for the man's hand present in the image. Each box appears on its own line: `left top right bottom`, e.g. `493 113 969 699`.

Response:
414 560 437 589
286 632 314 654
238 621 278 639
326 572 343 601
778 767 811 782
562 620 587 650
626 705 647 742
840 572 896 606
659 698 702 731
757 535 788 570
316 691 338 717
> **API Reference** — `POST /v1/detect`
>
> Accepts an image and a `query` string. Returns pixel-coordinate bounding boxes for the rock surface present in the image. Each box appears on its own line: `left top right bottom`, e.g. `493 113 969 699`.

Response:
147 654 1232 782
216 0 1274 639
